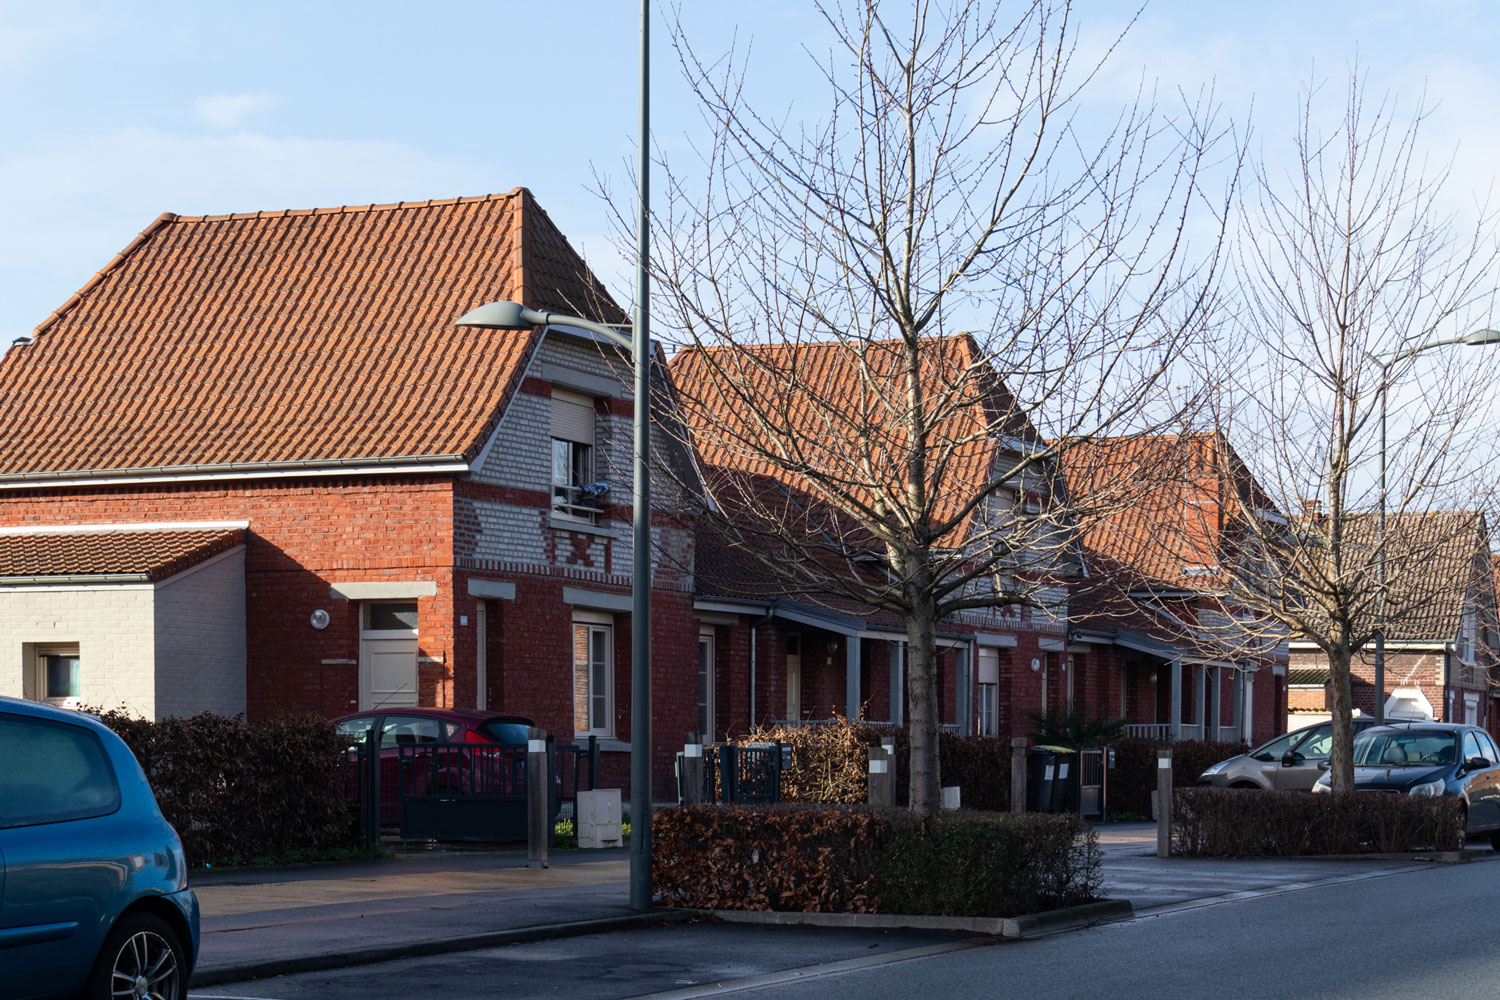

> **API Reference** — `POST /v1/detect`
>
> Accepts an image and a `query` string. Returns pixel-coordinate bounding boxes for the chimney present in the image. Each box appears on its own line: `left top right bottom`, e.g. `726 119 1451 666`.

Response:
1300 498 1323 521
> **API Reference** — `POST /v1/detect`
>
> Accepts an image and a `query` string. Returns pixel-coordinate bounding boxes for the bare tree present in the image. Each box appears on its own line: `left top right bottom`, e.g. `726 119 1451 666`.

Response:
617 0 1231 815
1195 70 1500 793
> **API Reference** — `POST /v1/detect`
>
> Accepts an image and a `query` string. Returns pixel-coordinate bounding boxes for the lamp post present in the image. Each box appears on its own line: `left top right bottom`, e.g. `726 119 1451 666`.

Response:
457 0 654 911
1370 327 1500 724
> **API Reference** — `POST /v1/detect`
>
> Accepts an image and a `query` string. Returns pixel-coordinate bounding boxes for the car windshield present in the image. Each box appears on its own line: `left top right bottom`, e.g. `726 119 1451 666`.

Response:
1352 731 1457 768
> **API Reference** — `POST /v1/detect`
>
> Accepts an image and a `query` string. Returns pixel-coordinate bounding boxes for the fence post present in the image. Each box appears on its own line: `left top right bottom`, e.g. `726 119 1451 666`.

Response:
527 727 549 869
1156 746 1173 859
722 743 738 804
867 744 893 807
547 734 558 850
682 732 703 806
364 733 380 846
1010 736 1028 813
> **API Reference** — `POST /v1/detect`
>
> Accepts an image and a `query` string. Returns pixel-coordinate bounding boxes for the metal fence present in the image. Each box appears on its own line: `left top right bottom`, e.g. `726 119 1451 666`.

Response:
347 734 602 845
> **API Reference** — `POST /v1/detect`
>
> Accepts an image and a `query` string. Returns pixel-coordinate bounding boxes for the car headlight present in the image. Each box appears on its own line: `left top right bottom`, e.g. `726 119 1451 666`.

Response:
1312 774 1331 794
1409 779 1445 797
1201 760 1229 777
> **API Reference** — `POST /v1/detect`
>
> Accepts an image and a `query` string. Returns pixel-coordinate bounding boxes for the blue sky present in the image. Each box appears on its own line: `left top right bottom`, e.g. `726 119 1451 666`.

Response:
2 0 1497 343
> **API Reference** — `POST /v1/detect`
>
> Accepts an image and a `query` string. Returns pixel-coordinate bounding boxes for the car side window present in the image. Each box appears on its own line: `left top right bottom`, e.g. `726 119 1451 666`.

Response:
1480 732 1500 764
336 716 377 751
1252 732 1299 761
380 715 442 748
1462 731 1484 764
0 713 121 829
1292 725 1333 759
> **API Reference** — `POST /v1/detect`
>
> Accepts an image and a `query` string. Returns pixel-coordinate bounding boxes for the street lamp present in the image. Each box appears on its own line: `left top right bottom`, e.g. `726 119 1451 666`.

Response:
1371 327 1500 724
458 0 654 912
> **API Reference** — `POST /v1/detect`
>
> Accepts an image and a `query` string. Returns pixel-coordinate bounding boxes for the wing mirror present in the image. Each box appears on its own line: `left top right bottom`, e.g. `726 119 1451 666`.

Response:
1464 756 1492 772
1281 751 1305 767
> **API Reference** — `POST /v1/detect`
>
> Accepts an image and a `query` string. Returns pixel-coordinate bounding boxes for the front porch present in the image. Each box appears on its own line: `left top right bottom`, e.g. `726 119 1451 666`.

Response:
1119 656 1251 743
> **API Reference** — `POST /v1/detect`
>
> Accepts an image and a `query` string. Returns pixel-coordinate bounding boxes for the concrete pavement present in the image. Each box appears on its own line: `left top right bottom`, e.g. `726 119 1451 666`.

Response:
191 823 1474 987
189 847 669 986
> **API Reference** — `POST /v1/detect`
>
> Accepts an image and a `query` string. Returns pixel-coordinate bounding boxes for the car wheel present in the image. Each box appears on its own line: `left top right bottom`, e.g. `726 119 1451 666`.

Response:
86 911 187 1000
1489 829 1500 852
1229 781 1259 790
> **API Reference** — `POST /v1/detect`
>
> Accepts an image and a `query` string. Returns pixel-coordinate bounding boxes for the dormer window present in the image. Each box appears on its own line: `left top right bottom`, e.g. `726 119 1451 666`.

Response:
551 390 597 522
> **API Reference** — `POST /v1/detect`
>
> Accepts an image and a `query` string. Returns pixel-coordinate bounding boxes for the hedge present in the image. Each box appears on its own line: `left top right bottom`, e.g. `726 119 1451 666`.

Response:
1172 787 1464 856
1107 738 1246 815
93 709 356 867
653 804 1100 917
737 717 1011 809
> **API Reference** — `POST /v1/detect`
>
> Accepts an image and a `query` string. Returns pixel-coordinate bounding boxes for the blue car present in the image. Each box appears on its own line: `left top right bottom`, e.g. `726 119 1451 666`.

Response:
0 696 199 999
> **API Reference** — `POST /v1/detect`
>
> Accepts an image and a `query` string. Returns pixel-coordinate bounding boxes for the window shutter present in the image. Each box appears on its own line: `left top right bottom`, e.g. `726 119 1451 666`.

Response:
551 390 595 444
978 647 1000 685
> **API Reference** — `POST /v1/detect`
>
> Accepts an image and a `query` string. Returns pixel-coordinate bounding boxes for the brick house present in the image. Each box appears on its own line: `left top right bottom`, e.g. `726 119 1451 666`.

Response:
1286 511 1498 734
0 189 700 789
668 335 1071 743
1056 433 1289 745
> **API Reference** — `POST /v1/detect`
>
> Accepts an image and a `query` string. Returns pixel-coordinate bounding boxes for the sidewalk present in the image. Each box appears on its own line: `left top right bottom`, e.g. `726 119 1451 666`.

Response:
189 847 682 987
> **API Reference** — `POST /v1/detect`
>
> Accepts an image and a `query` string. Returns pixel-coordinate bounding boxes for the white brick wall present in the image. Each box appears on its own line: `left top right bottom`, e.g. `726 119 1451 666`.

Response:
154 548 247 718
0 585 157 714
470 333 635 569
0 547 247 720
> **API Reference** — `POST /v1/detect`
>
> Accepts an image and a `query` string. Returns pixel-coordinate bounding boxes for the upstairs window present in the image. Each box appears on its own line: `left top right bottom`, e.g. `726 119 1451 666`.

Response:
1459 610 1477 665
551 390 598 522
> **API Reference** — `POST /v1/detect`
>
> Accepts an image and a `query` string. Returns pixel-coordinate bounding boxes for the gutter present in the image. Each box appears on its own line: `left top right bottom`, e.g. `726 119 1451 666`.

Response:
0 454 470 490
0 573 150 585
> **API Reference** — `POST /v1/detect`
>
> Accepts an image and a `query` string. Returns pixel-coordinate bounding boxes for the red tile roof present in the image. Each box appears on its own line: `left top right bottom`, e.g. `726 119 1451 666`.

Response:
1057 433 1276 590
0 528 245 581
669 335 1042 544
0 189 623 478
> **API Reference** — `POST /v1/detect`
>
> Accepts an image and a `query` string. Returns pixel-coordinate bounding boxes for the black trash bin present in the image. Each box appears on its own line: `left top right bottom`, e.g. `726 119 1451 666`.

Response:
1027 745 1077 812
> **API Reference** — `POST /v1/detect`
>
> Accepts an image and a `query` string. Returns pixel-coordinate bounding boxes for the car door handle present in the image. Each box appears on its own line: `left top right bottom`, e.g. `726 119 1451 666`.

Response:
0 920 77 949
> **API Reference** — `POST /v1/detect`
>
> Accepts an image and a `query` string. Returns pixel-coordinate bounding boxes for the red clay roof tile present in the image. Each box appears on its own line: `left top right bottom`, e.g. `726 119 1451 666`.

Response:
0 528 244 581
0 189 623 478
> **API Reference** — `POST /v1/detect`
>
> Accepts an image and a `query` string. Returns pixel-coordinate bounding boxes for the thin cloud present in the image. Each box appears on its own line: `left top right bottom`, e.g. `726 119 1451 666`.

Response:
194 93 276 131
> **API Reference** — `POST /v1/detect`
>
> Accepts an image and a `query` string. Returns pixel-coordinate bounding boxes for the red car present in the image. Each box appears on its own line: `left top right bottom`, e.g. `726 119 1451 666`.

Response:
334 708 534 817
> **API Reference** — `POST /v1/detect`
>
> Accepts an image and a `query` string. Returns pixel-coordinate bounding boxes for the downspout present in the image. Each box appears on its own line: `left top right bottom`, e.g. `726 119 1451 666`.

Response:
749 603 776 728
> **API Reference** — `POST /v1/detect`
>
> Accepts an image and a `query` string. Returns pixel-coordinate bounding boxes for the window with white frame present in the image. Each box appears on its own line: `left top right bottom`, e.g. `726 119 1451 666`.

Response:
551 390 598 522
697 628 716 741
1459 609 1477 665
977 647 999 737
35 644 81 707
573 615 613 737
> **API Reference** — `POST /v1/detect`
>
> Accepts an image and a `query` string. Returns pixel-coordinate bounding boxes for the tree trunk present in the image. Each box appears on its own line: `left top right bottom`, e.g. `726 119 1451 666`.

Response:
904 605 942 816
1327 647 1356 794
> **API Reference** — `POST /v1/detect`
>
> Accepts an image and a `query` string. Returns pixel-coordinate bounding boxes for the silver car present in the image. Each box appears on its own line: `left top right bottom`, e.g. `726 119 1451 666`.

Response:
1197 719 1379 791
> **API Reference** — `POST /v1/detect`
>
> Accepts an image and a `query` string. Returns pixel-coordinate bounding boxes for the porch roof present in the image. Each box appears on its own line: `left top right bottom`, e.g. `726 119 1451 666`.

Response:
0 526 244 582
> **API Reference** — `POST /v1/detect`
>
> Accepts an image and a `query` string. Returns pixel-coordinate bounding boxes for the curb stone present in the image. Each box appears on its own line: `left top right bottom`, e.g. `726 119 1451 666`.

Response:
702 898 1134 939
188 910 692 987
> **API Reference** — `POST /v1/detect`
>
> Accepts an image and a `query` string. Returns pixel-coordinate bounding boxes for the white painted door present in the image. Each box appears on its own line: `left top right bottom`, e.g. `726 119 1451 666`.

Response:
361 638 418 710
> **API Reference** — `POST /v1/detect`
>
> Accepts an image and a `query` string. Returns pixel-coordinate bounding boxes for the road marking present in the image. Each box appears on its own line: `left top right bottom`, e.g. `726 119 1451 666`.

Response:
1124 862 1437 919
190 994 288 1000
620 940 989 1000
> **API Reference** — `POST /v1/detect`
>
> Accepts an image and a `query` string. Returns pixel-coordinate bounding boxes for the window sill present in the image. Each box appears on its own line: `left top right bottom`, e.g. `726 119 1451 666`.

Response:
576 736 631 753
550 516 611 536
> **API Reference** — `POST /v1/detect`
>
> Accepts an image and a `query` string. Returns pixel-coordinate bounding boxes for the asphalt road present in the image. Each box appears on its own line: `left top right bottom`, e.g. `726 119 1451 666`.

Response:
194 856 1500 1000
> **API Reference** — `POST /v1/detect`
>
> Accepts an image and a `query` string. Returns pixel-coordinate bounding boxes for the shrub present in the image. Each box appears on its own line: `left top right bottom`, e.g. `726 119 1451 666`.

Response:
1172 787 1464 856
92 709 355 867
653 804 1099 917
736 717 1011 809
1108 738 1246 815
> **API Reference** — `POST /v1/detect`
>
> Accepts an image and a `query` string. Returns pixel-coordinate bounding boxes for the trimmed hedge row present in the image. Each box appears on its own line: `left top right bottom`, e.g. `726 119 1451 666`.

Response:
93 709 355 867
1109 738 1246 815
1172 787 1464 856
653 804 1100 916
